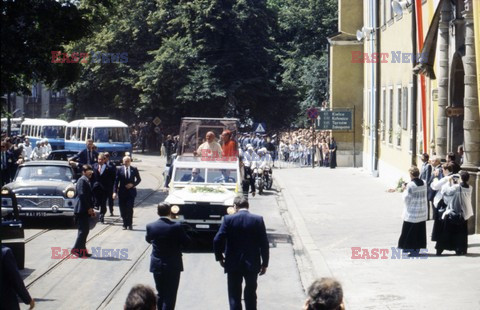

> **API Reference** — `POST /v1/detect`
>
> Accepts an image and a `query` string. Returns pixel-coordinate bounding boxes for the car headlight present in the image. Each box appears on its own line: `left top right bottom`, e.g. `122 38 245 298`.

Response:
227 207 235 215
171 205 180 214
66 189 76 198
1 188 9 195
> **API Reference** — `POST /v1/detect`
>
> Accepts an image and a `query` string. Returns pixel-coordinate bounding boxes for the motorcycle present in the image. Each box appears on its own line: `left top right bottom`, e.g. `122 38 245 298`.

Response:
263 166 273 190
254 167 264 195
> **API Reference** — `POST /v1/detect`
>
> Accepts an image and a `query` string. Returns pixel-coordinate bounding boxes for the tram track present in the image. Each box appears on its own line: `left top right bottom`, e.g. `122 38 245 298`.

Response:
25 170 164 289
25 229 51 244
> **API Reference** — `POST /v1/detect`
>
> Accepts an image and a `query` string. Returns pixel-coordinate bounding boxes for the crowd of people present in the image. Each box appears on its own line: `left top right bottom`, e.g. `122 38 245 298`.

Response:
399 150 474 256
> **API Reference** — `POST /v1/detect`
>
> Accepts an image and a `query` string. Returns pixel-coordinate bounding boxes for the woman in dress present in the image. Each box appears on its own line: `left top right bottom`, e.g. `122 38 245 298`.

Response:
321 139 329 167
398 166 428 255
435 171 474 255
329 136 337 169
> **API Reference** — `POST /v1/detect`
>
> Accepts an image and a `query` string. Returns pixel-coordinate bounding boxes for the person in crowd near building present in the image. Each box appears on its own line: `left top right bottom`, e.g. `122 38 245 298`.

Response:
214 197 269 310
72 164 96 258
124 284 157 310
446 152 460 174
1 246 35 310
114 156 141 230
329 137 337 169
435 171 474 255
430 162 454 243
303 278 344 310
20 138 32 162
146 202 190 310
457 145 464 165
398 166 428 256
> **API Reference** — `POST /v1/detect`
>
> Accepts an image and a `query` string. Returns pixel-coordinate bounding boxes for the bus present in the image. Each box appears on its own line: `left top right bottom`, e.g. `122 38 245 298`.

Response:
64 118 132 165
1 117 24 136
20 118 68 150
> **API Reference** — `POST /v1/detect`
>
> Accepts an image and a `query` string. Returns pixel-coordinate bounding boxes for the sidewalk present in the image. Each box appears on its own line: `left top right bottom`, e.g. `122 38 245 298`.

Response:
275 166 480 310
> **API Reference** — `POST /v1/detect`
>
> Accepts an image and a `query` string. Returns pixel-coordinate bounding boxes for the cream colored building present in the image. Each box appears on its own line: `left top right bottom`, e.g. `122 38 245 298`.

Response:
353 0 479 233
328 0 364 167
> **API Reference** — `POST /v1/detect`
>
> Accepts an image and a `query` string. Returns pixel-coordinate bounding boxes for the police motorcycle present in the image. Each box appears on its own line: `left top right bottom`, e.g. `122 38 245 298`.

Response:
257 148 273 192
241 145 258 197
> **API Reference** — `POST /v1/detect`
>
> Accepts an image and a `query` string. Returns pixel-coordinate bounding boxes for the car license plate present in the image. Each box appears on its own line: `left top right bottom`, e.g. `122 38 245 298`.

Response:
195 224 210 229
23 212 47 217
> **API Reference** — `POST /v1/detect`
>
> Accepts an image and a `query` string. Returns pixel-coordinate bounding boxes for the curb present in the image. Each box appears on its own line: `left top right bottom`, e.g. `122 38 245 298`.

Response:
274 174 333 291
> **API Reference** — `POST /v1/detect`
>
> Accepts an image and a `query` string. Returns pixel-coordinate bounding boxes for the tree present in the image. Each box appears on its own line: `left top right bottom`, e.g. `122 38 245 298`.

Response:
0 0 93 95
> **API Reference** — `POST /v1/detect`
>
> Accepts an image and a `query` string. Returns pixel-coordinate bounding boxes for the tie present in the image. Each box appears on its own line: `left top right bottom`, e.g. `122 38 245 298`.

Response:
98 165 102 174
88 151 91 164
126 167 129 179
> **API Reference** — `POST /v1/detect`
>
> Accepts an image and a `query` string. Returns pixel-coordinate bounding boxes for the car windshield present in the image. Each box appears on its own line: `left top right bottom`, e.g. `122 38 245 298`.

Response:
174 168 206 183
207 169 237 183
93 127 129 143
42 126 65 139
15 166 73 182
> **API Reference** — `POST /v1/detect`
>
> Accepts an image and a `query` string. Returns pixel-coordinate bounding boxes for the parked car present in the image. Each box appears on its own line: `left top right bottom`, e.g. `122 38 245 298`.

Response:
1 187 25 269
1 161 78 219
47 149 79 161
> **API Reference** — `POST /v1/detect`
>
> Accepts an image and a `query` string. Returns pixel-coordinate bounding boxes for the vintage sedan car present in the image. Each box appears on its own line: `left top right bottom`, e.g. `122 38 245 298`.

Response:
1 161 78 218
1 187 25 269
47 149 79 161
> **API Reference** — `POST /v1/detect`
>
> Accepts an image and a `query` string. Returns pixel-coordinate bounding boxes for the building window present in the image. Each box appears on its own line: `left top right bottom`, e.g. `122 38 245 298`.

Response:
381 88 386 141
402 86 408 130
388 86 394 144
396 85 402 147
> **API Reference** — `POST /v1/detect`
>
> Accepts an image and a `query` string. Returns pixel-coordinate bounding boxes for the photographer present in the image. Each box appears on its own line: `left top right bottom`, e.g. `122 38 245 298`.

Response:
435 171 474 255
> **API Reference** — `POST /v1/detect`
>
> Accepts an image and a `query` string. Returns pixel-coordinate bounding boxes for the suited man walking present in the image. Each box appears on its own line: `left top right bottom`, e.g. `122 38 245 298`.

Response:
72 164 96 258
214 197 269 310
69 139 99 167
146 202 190 310
104 152 117 216
92 153 115 223
113 156 141 230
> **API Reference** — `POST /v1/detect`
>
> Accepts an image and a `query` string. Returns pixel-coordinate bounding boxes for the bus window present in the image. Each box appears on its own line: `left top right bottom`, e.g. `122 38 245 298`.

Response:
94 127 128 143
43 126 64 139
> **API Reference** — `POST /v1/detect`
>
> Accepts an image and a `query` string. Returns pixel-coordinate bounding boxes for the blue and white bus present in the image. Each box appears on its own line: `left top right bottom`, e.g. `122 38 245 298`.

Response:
20 118 68 150
64 118 132 165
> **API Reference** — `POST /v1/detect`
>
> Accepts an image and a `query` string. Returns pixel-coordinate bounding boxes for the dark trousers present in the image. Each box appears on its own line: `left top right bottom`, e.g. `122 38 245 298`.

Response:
94 192 108 222
153 270 181 310
107 190 114 214
227 271 258 310
119 195 134 227
73 214 90 253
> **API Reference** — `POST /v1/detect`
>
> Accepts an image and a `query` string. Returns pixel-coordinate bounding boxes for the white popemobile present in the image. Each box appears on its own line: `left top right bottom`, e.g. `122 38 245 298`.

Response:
164 117 243 232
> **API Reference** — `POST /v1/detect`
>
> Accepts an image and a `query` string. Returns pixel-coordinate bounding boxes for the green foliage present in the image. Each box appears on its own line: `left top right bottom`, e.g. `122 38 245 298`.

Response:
0 0 93 94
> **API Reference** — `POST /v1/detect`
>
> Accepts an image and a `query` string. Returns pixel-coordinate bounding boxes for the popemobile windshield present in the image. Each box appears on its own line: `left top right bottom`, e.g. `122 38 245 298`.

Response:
64 118 132 165
164 117 243 233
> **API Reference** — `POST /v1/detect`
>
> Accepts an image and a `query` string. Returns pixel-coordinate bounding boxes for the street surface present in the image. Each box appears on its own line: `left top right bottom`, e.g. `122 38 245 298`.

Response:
275 166 480 310
18 154 304 309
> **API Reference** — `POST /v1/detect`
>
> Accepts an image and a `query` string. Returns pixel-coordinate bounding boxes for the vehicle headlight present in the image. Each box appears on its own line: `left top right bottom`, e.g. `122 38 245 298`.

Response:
66 189 76 198
227 207 235 215
1 188 9 195
171 205 180 214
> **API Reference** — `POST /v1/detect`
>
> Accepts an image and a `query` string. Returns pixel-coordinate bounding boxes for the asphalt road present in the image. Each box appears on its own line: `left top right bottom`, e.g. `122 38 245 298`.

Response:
18 153 305 309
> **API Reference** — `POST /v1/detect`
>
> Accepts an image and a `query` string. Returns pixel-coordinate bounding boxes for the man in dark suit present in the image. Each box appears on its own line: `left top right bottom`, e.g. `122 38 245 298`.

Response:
146 202 190 310
69 139 99 167
1 141 14 186
92 153 116 223
104 152 116 216
72 164 95 258
214 197 269 310
1 246 35 310
113 156 141 230
179 168 204 182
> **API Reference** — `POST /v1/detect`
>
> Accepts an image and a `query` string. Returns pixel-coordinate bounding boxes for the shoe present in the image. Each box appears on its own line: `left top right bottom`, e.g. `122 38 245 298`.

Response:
251 191 256 197
128 226 133 230
436 249 443 256
82 253 93 258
